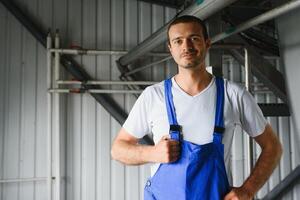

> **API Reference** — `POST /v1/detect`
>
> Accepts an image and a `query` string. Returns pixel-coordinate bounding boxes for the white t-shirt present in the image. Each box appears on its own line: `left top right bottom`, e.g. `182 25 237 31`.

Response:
123 76 267 184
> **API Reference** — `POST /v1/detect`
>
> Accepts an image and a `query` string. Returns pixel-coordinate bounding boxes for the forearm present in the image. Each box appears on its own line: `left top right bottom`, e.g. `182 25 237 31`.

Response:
241 140 282 197
111 140 155 165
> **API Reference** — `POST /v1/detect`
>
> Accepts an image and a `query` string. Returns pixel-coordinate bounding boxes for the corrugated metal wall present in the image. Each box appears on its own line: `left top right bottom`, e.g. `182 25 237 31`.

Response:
0 0 299 200
0 0 48 199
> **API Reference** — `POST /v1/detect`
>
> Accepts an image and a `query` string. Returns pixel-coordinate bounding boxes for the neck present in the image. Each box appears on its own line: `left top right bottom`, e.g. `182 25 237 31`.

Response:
174 64 212 96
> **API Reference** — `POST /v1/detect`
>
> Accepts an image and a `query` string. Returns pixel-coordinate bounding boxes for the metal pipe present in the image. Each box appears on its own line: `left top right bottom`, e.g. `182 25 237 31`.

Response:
244 48 250 91
46 32 52 200
0 177 48 183
0 178 47 183
211 0 300 43
123 56 172 76
49 49 169 57
48 89 144 94
50 43 243 56
0 0 47 47
54 30 61 200
55 31 60 86
118 0 238 66
244 48 255 178
252 89 272 94
56 80 158 85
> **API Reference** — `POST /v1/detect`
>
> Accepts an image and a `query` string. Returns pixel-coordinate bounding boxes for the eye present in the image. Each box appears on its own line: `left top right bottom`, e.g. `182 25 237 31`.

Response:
173 39 182 45
191 36 201 42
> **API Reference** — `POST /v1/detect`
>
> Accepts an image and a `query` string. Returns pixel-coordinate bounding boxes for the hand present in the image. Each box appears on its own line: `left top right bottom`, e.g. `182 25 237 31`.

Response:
153 135 181 163
224 187 253 200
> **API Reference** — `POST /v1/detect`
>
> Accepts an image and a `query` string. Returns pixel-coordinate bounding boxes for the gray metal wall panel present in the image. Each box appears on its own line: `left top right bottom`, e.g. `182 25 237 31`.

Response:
35 42 48 200
2 12 23 200
0 3 7 199
0 0 49 199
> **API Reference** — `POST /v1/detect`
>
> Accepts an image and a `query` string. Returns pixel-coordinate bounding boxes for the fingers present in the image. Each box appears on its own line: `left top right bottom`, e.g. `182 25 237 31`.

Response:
157 135 181 163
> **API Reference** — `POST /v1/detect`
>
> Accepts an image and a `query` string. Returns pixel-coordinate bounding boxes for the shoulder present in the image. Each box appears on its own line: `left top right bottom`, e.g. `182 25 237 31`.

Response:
142 80 165 99
223 78 246 98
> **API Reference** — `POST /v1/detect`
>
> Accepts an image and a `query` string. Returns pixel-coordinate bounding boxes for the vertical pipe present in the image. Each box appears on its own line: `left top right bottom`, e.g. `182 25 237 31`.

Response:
54 30 61 200
46 31 52 200
244 48 250 91
244 48 254 174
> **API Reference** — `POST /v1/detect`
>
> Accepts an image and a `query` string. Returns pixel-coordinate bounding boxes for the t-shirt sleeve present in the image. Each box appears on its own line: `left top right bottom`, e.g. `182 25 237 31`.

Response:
238 88 268 137
122 88 151 138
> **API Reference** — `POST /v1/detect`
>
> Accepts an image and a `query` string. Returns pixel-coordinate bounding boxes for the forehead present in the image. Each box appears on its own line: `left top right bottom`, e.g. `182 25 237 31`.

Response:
168 22 204 39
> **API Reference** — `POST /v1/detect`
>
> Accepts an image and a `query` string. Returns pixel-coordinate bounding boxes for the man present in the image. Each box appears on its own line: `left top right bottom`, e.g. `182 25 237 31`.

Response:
111 15 282 200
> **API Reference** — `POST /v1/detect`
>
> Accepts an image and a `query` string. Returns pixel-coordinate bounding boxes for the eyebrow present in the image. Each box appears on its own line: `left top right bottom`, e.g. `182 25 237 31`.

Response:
171 34 203 42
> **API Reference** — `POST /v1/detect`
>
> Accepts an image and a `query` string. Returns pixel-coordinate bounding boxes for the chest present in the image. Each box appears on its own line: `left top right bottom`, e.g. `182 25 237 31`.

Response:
149 86 235 145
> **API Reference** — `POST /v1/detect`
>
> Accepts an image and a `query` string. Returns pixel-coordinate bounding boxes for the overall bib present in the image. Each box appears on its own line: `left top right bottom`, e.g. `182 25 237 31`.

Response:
144 77 230 200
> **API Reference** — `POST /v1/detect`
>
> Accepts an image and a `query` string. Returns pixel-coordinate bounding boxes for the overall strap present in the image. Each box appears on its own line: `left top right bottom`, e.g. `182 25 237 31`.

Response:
213 77 225 144
164 78 181 141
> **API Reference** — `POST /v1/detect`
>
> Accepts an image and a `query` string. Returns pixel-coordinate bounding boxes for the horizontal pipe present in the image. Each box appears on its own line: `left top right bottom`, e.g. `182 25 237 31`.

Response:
48 89 143 94
0 177 47 183
123 56 172 76
50 49 169 57
56 80 158 85
50 43 243 57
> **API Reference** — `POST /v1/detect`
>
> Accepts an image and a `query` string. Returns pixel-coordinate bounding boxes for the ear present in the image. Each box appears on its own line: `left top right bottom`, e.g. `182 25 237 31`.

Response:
168 43 172 53
205 38 211 49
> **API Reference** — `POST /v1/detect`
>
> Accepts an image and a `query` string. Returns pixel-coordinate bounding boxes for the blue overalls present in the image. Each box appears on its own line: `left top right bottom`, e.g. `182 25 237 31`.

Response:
144 77 230 200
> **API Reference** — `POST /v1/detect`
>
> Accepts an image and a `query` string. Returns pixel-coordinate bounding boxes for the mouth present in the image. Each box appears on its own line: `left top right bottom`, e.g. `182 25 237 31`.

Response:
181 53 196 59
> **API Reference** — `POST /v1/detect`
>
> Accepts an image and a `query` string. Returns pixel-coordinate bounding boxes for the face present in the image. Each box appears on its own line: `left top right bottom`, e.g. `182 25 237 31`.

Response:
168 22 211 70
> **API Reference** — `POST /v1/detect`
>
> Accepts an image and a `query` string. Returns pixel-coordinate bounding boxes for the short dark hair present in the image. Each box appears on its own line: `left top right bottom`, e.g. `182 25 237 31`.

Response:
167 15 209 43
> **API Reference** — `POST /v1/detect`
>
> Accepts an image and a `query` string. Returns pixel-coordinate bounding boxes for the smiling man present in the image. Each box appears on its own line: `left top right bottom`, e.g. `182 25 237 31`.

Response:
111 15 282 200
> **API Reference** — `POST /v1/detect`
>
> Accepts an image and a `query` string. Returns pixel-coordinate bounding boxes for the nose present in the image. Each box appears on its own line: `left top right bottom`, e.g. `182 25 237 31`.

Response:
182 39 194 52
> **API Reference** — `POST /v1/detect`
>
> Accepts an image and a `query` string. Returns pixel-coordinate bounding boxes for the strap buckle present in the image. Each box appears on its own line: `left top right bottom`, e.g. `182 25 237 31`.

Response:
214 126 225 134
169 125 182 141
169 124 182 132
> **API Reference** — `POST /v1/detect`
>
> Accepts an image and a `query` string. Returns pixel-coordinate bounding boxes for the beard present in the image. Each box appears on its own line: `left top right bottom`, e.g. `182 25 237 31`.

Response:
181 59 201 68
178 48 206 69
179 54 206 69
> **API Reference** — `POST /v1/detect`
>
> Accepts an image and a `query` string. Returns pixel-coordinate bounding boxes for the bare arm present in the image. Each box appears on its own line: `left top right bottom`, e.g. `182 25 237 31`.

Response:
225 124 283 200
111 128 180 165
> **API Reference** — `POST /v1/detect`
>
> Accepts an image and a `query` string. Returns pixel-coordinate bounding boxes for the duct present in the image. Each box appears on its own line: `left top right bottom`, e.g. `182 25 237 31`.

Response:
118 0 238 67
262 165 300 200
229 47 287 103
0 0 153 145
